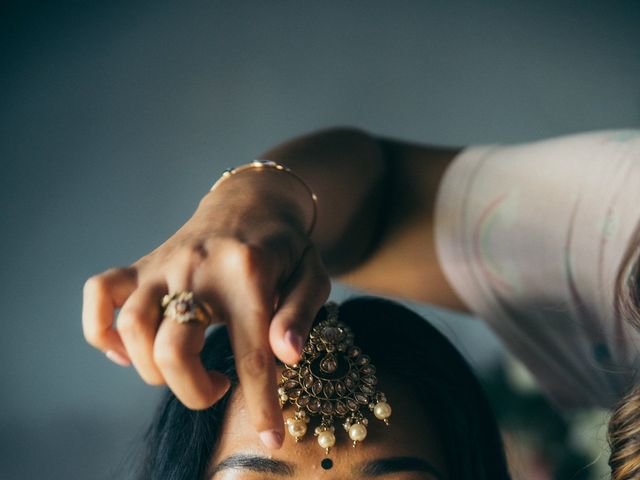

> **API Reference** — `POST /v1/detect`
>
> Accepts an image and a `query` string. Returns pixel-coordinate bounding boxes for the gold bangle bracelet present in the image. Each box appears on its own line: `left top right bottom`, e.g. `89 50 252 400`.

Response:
209 160 318 236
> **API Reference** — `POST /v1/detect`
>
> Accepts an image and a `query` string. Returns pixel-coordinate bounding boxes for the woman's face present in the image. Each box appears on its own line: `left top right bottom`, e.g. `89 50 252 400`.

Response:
207 372 448 480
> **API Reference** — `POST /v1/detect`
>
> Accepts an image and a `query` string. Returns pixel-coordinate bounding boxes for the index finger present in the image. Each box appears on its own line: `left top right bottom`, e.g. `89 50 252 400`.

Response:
227 298 283 450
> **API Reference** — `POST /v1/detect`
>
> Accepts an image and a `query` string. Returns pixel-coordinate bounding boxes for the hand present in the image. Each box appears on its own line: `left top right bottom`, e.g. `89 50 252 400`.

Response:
82 178 331 449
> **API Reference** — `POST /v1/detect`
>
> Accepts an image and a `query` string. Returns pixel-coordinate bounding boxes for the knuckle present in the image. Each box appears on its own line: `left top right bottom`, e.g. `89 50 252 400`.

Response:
227 243 266 276
153 341 183 369
117 309 147 337
237 348 271 375
175 243 208 266
83 274 107 297
107 266 132 277
82 323 105 348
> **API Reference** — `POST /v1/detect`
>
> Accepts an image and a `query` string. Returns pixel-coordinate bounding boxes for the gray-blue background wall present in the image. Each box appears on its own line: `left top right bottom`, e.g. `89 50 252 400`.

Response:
1 1 639 478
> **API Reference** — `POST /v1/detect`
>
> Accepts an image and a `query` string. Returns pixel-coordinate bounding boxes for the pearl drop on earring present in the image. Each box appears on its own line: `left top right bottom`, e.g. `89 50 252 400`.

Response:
286 418 307 441
317 430 336 453
373 401 392 424
348 423 367 446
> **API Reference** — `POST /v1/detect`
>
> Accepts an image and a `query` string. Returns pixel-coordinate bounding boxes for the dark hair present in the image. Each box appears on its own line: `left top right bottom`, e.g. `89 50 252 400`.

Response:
129 296 510 479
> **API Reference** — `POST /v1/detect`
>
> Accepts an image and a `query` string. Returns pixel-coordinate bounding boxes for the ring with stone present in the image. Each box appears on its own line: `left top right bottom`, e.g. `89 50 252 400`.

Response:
161 291 213 326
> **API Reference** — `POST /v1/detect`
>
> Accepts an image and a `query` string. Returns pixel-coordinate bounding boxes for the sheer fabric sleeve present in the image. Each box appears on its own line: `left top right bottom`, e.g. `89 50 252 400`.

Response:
434 130 640 409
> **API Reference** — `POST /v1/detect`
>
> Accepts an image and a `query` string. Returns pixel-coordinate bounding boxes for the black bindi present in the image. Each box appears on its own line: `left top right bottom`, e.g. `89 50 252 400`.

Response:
321 458 333 470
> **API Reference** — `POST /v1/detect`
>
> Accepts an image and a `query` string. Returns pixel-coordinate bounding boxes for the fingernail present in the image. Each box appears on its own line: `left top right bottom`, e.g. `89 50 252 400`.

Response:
259 430 284 450
284 329 304 357
106 350 131 367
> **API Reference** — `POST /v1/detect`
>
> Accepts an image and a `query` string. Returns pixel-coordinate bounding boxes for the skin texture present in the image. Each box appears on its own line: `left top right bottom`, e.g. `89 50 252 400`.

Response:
82 127 469 450
208 370 448 480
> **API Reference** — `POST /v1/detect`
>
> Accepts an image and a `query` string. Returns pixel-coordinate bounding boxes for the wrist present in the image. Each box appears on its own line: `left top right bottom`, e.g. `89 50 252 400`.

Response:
197 167 315 238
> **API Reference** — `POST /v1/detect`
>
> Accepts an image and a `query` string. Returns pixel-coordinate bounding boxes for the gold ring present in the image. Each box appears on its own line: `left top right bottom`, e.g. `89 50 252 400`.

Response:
161 291 213 326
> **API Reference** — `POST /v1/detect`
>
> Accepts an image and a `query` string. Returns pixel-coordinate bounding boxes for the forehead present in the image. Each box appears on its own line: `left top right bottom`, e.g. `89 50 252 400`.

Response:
208 375 447 479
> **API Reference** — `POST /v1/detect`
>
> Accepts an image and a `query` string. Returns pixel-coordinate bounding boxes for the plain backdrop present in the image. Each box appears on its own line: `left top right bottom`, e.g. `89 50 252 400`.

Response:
1 1 639 478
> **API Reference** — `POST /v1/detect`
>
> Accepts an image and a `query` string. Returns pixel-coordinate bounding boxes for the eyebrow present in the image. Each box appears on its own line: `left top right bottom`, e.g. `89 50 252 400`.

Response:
208 454 295 477
209 454 444 479
359 456 445 478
